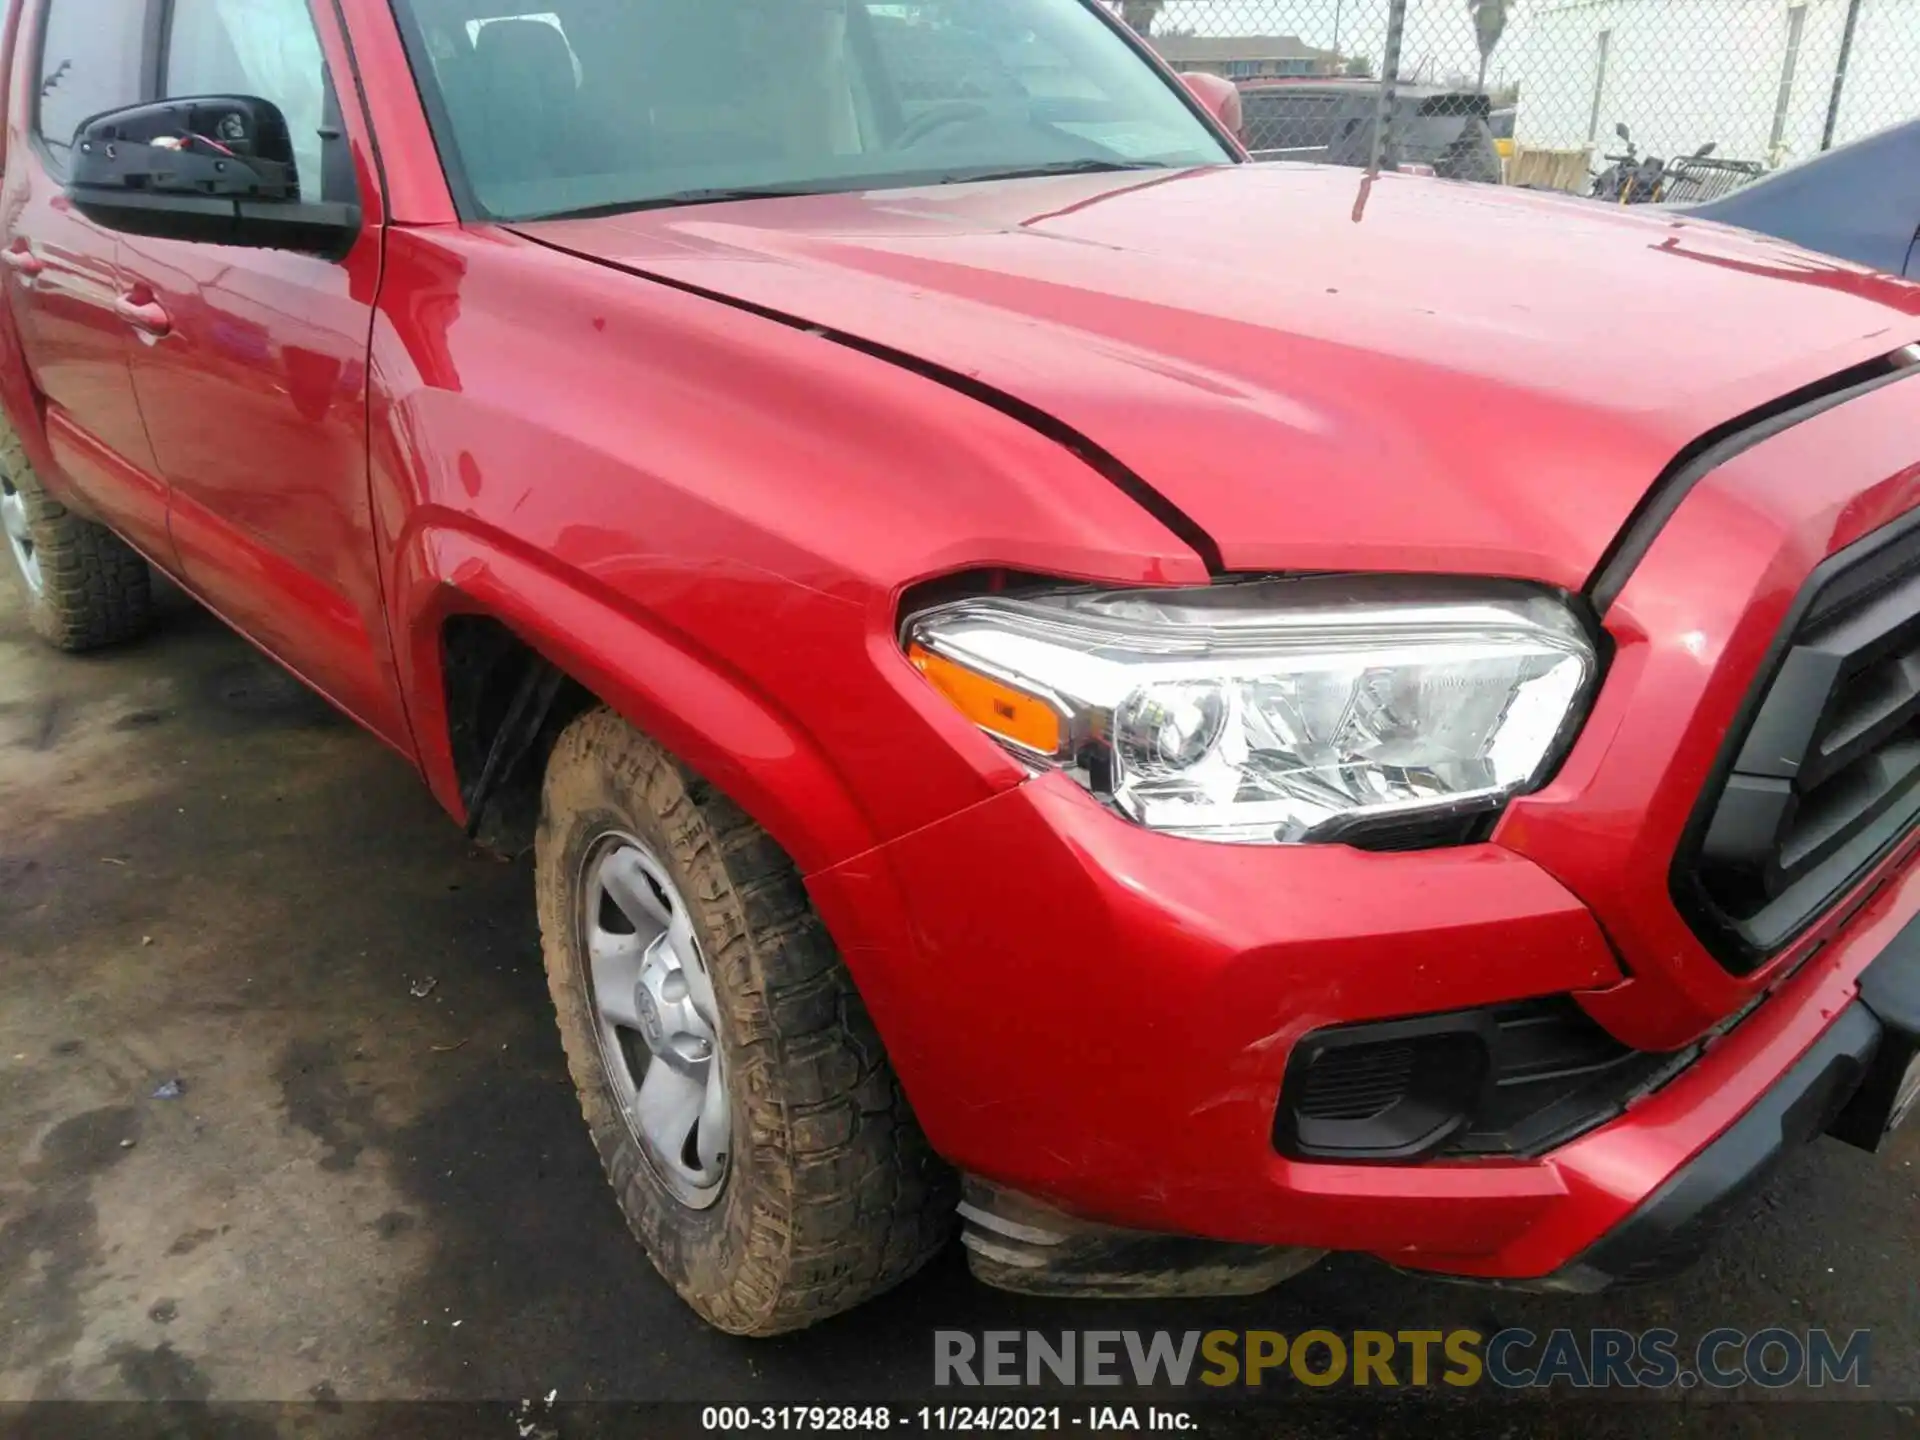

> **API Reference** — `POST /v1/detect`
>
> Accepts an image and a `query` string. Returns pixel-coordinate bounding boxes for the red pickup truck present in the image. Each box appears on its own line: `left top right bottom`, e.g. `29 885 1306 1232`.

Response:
5 0 1920 1338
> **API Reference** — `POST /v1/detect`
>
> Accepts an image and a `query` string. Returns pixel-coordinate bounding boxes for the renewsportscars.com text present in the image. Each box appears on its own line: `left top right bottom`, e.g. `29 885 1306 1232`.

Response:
933 1327 1872 1391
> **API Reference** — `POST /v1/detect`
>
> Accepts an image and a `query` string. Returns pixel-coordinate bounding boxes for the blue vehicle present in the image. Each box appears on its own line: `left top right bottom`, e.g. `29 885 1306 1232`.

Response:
1683 119 1920 279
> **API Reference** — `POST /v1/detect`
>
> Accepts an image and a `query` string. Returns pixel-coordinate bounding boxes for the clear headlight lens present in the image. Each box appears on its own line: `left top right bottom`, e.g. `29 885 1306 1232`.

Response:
905 577 1598 844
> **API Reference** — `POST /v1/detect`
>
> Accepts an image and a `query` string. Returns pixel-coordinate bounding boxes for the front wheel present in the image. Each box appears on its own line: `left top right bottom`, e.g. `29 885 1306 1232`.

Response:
535 708 955 1335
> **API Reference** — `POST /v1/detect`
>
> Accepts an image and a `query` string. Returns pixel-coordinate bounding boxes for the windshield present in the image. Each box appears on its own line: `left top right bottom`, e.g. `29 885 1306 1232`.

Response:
391 0 1234 220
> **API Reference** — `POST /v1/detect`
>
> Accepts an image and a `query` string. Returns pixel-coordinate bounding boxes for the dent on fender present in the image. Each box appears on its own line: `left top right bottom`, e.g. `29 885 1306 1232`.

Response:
390 514 879 876
361 224 1195 885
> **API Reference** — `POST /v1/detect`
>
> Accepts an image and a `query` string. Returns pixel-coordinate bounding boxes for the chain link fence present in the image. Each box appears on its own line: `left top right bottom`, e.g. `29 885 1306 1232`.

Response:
1113 0 1920 197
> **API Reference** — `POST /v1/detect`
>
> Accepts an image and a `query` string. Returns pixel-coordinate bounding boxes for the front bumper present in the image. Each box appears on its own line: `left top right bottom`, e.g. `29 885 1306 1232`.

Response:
807 355 1920 1286
957 955 1908 1299
810 769 1920 1282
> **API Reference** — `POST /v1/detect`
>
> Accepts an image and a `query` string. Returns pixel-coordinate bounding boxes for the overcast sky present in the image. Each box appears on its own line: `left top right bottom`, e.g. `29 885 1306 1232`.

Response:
1133 0 1521 83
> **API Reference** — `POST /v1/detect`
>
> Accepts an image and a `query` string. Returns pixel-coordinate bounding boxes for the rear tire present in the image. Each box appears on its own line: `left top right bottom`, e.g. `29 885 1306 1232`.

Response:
535 707 955 1335
0 422 153 651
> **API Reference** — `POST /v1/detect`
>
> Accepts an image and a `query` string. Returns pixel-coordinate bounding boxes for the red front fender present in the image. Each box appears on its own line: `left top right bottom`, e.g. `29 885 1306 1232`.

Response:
390 518 879 877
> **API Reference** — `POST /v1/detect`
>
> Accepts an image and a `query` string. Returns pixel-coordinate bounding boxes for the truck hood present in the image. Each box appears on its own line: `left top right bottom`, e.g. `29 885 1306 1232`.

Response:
517 164 1920 586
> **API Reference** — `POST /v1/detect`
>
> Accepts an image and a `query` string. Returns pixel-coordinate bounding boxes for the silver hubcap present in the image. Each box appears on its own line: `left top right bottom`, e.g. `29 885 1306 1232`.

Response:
580 834 730 1207
0 475 39 596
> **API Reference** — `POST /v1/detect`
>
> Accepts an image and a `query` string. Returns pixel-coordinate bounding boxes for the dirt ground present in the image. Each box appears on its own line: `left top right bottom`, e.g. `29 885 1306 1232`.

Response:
2 583 1918 1434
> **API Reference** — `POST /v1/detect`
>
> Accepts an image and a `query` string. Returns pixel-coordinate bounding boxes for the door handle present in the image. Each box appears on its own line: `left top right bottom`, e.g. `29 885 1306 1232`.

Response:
1 246 45 279
113 291 171 338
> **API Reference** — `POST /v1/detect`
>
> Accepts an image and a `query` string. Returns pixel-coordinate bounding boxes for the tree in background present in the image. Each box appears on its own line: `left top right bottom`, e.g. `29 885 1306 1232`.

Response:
1119 1 1162 35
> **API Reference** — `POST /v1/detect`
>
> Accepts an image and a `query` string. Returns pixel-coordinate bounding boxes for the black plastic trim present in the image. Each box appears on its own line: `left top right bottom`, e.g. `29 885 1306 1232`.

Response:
1334 803 1500 852
1275 996 1685 1163
1671 506 1920 972
461 655 565 839
67 185 361 259
1516 1004 1879 1292
1458 915 1919 1292
1831 927 1920 1149
1276 1011 1494 1161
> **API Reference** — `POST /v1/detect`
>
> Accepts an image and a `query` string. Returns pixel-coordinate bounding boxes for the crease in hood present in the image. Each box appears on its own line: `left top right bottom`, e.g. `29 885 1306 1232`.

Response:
517 163 1920 587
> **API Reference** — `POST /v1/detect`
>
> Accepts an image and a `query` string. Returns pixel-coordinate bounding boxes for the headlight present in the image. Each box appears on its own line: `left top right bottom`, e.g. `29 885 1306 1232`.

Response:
905 577 1598 844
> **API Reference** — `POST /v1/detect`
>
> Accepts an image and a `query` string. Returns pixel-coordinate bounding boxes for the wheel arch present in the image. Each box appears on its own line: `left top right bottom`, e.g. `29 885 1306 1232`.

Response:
394 518 880 874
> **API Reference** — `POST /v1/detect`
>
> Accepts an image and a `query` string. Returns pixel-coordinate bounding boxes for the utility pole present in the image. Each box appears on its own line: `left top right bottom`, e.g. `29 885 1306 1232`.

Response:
1368 0 1408 174
1821 0 1865 150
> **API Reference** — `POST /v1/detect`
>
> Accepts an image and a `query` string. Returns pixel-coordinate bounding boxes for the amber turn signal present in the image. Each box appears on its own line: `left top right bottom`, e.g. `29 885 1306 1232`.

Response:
908 644 1062 756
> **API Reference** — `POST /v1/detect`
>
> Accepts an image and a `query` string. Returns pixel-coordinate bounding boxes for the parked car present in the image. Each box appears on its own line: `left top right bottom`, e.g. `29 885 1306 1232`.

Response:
6 0 1920 1338
1682 118 1920 278
1237 77 1503 182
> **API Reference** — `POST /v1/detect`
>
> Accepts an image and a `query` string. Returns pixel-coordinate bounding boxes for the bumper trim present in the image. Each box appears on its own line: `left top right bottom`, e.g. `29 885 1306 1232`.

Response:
1534 1003 1878 1293
1831 931 1920 1150
1517 908 1920 1293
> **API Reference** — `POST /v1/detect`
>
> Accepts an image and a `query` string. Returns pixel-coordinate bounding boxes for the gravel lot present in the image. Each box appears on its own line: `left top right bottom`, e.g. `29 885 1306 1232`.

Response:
2 584 1917 1437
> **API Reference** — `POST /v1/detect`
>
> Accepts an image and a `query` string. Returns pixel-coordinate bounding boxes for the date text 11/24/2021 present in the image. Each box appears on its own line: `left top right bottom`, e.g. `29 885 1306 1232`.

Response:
701 1408 1195 1431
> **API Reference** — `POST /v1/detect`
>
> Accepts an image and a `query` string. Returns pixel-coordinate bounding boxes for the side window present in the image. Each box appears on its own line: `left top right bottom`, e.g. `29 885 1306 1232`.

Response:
163 0 333 203
35 0 147 170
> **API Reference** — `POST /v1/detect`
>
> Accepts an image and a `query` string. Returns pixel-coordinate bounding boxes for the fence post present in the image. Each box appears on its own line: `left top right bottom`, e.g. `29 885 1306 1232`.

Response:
1367 0 1409 174
1821 0 1865 151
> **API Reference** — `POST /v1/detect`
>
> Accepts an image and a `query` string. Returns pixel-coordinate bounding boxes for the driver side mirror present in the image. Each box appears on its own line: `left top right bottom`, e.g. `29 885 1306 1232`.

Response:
65 96 359 258
1179 72 1245 144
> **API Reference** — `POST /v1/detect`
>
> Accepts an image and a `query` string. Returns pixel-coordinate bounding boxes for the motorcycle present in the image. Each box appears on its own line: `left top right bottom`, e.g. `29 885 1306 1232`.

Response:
1589 123 1724 204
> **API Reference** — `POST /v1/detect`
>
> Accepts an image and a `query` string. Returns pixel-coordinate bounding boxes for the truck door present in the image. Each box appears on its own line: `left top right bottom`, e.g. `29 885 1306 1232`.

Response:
115 0 410 748
1 0 174 564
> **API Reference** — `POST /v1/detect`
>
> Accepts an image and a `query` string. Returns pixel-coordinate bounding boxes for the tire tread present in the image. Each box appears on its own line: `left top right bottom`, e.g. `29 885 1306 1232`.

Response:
536 707 954 1336
0 424 153 651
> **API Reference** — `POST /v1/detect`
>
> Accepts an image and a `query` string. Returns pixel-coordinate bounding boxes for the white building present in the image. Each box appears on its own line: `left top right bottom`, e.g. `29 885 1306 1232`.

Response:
1509 0 1920 169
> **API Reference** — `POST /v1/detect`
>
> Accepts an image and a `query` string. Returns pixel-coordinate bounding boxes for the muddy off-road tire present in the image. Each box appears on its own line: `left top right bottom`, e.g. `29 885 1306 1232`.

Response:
0 424 152 651
536 707 955 1335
